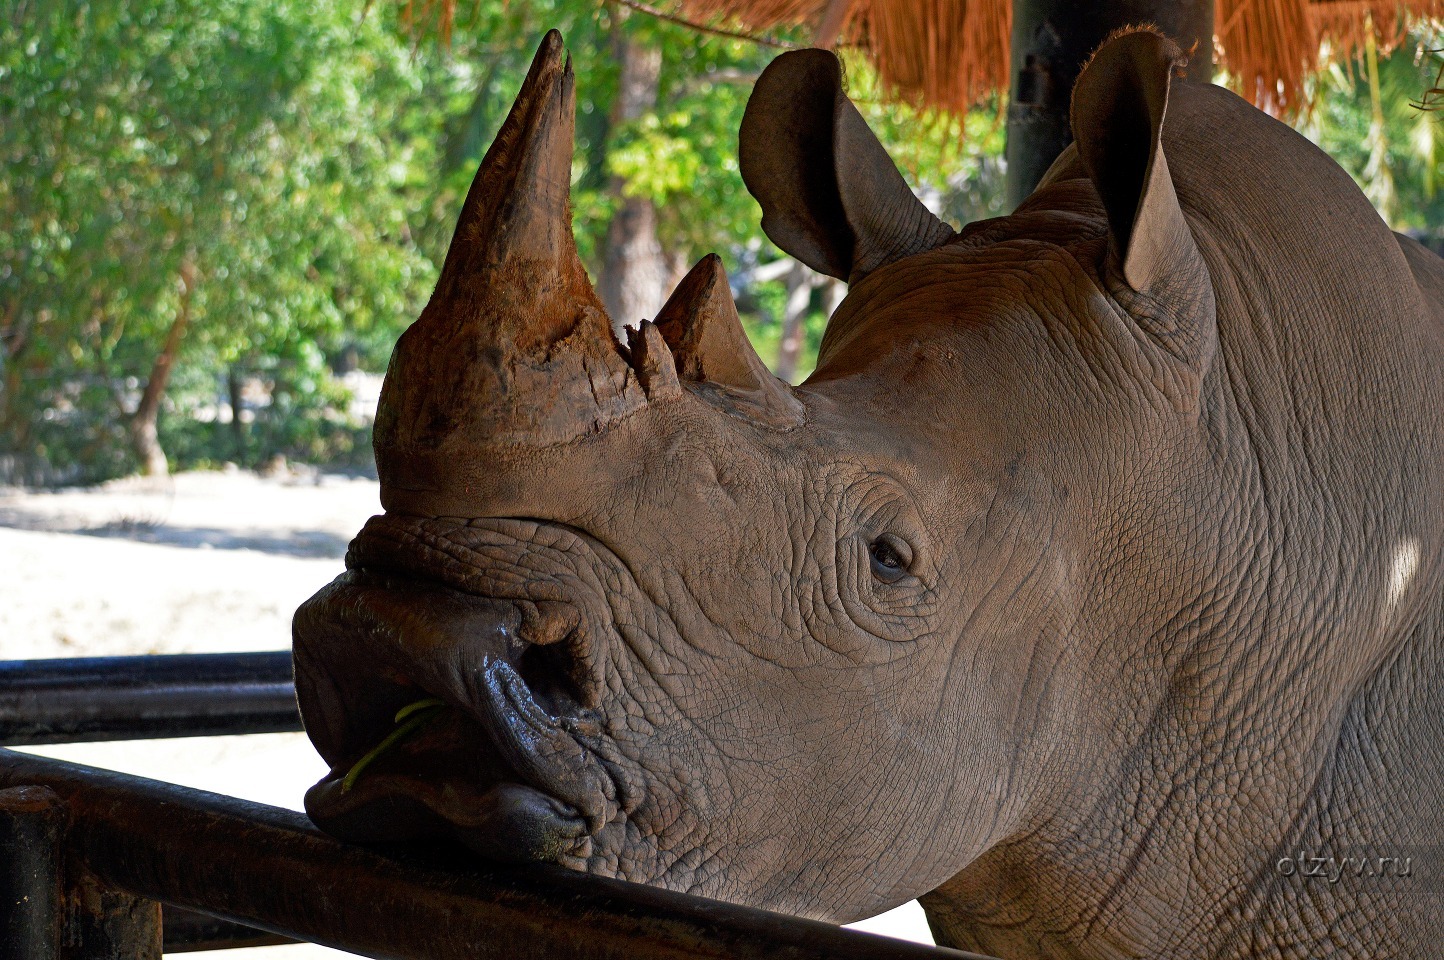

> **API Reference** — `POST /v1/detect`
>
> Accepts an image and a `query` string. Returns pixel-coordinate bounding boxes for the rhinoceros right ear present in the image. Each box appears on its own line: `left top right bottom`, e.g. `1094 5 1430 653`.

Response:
1070 30 1201 299
740 50 954 284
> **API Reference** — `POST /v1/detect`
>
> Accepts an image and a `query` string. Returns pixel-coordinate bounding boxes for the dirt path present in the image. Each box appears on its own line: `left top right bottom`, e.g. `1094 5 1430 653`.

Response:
0 470 930 954
0 471 375 958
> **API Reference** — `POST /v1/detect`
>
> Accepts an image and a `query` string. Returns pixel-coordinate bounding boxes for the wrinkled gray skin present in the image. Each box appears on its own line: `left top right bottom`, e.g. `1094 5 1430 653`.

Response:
293 29 1444 958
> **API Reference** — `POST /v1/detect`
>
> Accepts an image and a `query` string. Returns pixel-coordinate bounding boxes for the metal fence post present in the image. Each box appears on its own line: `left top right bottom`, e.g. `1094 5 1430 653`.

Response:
0 786 64 960
0 784 163 960
62 868 162 960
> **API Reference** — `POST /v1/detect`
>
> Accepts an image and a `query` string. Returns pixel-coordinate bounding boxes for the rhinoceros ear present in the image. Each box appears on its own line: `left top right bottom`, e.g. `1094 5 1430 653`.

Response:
740 49 954 284
1070 30 1201 298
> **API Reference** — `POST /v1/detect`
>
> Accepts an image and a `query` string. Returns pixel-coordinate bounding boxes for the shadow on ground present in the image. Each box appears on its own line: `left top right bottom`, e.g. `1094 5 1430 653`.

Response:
0 511 352 559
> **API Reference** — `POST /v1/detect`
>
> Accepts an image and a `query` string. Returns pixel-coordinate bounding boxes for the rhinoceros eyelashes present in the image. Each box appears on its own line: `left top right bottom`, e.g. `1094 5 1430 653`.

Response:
868 535 913 584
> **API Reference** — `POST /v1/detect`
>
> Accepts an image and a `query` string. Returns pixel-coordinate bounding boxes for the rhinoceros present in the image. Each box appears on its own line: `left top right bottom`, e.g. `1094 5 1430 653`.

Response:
293 27 1444 958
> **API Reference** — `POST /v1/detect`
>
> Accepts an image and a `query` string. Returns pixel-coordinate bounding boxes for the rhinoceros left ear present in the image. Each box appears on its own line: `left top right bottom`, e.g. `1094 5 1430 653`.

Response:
740 49 954 284
1071 30 1203 301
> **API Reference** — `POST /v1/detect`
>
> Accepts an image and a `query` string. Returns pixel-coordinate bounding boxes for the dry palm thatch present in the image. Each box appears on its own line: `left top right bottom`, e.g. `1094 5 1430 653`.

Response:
683 0 1444 116
676 0 1011 113
1225 0 1444 112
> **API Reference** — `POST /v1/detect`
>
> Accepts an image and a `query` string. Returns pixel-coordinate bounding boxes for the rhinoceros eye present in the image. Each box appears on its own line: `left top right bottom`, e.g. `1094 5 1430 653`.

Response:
868 535 912 583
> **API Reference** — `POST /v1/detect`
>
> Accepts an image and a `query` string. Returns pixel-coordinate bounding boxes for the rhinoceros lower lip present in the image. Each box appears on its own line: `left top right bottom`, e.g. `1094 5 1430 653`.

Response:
306 774 590 864
303 652 614 862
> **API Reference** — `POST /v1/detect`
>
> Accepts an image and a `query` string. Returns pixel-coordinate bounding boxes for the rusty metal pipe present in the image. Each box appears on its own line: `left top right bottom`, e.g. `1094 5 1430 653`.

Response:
0 748 996 960
161 905 297 952
0 653 301 745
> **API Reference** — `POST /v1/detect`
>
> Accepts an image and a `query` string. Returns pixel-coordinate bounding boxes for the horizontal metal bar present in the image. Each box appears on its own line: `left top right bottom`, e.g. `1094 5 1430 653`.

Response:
0 653 303 745
163 905 297 952
0 748 995 960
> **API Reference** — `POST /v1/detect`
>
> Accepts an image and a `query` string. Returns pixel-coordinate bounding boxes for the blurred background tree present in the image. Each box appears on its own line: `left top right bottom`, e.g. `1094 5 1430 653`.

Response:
1301 35 1444 228
1 0 1440 485
1 0 438 481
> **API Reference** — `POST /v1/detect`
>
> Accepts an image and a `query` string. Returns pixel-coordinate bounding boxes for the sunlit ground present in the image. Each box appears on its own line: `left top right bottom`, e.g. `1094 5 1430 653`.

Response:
1 470 934 956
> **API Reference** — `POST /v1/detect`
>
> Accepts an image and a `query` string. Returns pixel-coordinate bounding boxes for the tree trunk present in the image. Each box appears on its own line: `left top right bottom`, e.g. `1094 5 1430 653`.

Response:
1005 0 1214 207
0 298 23 444
129 255 196 477
597 25 668 332
774 261 818 384
227 366 246 463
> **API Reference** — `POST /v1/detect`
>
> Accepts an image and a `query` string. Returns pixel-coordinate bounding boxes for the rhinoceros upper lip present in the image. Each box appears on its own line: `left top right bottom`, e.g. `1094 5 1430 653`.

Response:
344 514 605 709
344 513 556 601
471 655 613 829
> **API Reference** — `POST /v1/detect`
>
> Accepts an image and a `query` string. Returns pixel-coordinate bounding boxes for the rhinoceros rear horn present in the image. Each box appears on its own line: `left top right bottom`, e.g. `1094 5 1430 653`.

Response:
740 50 954 284
650 254 802 427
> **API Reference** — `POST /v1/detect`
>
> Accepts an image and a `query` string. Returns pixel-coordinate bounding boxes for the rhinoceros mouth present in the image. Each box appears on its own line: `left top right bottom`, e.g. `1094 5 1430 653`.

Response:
296 516 623 864
304 657 607 863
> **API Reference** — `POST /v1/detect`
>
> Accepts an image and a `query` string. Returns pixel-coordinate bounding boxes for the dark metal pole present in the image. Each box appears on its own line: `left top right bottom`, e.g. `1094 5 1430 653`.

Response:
0 653 302 745
0 786 64 960
0 748 997 960
63 869 163 960
1004 0 1215 208
0 784 162 960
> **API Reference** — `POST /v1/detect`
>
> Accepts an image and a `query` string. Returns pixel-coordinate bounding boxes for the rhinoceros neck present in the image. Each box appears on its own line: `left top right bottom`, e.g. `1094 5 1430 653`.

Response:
918 84 1444 958
921 599 1444 960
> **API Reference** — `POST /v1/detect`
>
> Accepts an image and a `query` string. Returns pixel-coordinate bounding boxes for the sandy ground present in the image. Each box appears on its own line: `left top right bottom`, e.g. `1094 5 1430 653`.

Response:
0 470 932 955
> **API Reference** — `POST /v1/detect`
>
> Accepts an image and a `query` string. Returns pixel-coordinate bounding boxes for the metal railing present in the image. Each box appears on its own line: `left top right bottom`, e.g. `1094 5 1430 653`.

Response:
0 655 997 960
0 653 302 746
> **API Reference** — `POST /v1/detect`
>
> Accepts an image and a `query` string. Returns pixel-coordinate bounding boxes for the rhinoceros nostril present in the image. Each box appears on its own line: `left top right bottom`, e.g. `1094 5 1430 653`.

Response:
513 599 600 711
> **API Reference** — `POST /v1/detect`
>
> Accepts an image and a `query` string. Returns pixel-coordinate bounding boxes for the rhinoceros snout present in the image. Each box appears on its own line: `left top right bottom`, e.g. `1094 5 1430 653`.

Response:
291 567 613 863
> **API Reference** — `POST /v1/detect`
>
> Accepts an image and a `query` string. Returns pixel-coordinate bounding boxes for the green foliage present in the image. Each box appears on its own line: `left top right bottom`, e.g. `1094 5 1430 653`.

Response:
1299 30 1444 230
740 289 831 383
1 0 437 481
600 34 778 258
1 0 1007 484
9 0 1442 488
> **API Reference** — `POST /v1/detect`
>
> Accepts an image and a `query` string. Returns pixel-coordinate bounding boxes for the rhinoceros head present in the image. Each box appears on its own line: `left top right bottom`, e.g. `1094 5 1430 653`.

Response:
295 29 1221 922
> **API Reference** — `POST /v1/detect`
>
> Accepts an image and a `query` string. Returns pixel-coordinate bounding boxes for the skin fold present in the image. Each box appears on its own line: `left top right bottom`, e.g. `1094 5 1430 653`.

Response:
292 28 1444 959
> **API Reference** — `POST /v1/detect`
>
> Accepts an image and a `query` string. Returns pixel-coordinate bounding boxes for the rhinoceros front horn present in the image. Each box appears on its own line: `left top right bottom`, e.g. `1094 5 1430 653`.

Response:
434 29 581 332
374 31 650 495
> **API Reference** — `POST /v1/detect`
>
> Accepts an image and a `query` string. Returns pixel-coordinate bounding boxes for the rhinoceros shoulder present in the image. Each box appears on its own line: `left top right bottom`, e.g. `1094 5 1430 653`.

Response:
1395 232 1444 327
1162 83 1384 242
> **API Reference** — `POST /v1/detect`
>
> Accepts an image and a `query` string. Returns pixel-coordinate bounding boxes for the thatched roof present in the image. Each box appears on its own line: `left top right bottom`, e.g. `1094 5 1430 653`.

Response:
683 0 1443 115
